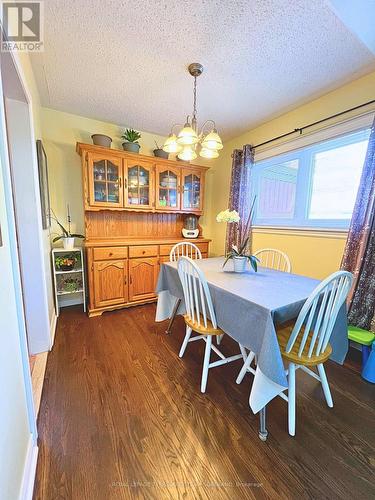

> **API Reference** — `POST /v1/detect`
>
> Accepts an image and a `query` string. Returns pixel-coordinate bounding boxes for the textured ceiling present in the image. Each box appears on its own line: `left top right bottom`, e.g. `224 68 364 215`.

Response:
30 0 375 140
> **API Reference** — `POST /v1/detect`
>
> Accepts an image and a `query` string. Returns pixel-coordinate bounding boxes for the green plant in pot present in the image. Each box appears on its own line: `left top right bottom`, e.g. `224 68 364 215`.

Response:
55 255 77 271
51 206 85 250
63 277 80 293
121 128 141 153
153 140 169 159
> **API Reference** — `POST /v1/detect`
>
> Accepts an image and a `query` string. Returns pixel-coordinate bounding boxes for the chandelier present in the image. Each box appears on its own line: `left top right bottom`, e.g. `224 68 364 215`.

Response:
162 63 223 161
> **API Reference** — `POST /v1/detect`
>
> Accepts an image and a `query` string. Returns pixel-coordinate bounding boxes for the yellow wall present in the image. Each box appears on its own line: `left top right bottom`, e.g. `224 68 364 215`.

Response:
207 71 375 279
252 230 346 280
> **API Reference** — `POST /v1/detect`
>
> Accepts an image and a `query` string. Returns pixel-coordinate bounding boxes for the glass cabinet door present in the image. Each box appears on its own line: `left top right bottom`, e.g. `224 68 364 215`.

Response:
124 161 153 209
182 169 202 211
88 154 123 207
155 166 180 210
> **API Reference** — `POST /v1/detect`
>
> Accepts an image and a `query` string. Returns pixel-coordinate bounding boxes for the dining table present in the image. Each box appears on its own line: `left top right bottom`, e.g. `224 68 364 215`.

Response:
155 256 348 440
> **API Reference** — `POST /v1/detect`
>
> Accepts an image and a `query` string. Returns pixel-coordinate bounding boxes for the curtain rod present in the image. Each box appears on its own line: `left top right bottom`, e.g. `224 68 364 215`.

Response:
252 99 375 150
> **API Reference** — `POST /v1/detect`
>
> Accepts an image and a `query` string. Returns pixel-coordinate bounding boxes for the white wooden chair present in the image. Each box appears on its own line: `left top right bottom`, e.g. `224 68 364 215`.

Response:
169 241 202 261
177 256 246 393
165 242 202 335
254 248 291 273
239 270 353 436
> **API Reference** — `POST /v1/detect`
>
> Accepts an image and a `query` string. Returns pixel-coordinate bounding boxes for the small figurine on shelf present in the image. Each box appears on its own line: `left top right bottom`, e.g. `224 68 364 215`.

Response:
51 205 85 249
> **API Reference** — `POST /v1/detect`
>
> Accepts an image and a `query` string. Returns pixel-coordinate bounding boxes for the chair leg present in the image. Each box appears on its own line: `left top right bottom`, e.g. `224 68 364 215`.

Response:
201 335 212 393
239 344 248 362
317 363 333 408
236 351 255 384
288 363 296 436
179 326 192 358
216 334 224 345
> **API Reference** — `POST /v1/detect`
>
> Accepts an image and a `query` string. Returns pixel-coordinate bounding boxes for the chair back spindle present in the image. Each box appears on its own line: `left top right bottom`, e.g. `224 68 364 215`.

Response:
170 242 202 262
286 271 353 358
254 248 291 272
177 256 217 329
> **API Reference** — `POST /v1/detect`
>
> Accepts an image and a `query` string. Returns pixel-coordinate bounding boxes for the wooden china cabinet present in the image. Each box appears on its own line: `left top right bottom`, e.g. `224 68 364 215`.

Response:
77 143 210 317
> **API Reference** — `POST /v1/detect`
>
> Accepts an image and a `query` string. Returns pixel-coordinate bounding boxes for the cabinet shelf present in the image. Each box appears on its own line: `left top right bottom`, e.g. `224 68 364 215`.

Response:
57 289 84 296
80 143 206 213
55 268 83 275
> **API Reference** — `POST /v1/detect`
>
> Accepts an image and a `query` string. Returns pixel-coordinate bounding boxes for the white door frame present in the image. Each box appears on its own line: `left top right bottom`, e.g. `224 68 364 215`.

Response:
1 49 51 354
0 53 38 443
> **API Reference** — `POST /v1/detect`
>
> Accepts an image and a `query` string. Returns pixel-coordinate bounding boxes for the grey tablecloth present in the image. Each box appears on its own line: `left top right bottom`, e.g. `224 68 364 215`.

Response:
156 257 348 411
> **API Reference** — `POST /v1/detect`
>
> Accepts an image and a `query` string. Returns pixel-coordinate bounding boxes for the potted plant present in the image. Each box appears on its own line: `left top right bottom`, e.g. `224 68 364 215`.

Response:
216 200 258 273
121 128 141 153
51 206 85 250
55 255 77 271
63 277 80 293
91 134 112 148
153 141 169 159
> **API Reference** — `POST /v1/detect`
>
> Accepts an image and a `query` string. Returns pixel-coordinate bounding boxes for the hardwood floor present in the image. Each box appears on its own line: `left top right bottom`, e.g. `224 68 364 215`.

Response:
34 305 375 500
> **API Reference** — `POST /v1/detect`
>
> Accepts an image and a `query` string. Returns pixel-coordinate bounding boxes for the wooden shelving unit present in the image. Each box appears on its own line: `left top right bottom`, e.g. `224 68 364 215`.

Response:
52 248 86 316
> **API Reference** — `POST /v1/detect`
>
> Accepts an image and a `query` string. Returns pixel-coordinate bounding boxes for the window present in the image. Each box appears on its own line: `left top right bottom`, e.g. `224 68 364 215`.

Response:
252 128 370 229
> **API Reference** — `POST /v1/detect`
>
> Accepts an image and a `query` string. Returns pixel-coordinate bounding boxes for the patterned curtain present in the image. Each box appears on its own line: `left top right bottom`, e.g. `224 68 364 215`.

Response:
226 144 254 253
341 116 375 331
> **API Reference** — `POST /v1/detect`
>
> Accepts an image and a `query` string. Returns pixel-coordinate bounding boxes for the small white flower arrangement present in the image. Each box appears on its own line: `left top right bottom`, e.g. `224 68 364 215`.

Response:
216 199 258 272
216 209 240 223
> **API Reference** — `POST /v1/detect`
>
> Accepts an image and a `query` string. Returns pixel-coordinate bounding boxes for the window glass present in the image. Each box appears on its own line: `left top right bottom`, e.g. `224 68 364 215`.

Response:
308 140 368 219
252 128 370 228
257 160 298 220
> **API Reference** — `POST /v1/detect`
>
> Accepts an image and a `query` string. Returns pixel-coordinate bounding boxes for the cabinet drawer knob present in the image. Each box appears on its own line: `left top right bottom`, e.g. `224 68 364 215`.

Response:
109 252 113 256
142 250 146 254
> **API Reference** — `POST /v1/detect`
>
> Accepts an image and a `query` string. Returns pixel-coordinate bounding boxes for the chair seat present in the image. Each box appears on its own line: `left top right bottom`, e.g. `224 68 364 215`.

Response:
277 323 332 366
183 314 223 336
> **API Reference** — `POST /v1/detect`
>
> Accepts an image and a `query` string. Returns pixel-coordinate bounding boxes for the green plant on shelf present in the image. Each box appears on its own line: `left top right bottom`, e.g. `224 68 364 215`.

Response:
62 277 81 293
121 128 141 143
55 255 77 271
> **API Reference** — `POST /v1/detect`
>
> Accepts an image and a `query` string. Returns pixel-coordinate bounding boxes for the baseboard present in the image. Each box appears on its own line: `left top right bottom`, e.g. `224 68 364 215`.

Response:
49 310 57 350
19 435 38 500
31 351 48 417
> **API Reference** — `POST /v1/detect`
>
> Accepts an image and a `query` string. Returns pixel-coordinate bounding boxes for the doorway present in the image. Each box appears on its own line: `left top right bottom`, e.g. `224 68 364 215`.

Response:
0 49 52 355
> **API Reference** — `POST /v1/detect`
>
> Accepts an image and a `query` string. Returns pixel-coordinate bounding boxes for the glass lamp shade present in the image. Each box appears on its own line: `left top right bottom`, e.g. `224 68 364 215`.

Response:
177 124 199 145
163 134 182 153
199 147 219 159
201 130 223 150
177 145 197 161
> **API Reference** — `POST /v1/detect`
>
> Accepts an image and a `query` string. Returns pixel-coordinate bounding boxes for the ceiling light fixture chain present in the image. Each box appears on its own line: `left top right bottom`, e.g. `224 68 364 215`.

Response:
162 63 223 161
192 75 197 132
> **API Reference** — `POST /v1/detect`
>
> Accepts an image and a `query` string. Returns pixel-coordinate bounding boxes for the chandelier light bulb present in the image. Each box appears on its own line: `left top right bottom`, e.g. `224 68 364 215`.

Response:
177 123 199 146
162 133 182 153
178 145 197 161
201 130 223 150
199 147 219 159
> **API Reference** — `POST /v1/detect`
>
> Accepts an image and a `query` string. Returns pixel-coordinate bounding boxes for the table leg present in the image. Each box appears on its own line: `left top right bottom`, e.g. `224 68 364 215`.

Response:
165 298 181 335
258 405 268 441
